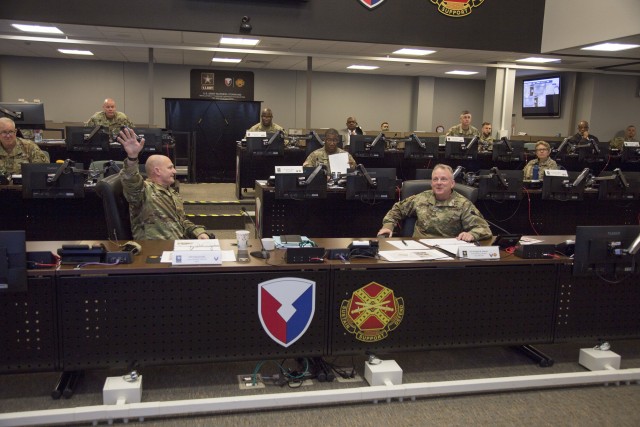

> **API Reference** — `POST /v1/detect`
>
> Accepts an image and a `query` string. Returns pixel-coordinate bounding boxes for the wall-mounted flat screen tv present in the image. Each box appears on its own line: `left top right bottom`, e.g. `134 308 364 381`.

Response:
522 75 561 118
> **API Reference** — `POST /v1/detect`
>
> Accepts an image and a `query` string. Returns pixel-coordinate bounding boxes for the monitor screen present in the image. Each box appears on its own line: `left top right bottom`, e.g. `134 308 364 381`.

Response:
492 139 525 163
541 169 589 201
444 136 479 160
597 170 640 200
0 102 46 129
346 167 396 202
348 134 385 158
246 132 284 156
274 166 327 199
0 230 27 293
621 141 640 163
133 127 163 153
522 75 561 118
404 135 439 160
21 162 86 199
65 126 110 152
573 225 640 277
577 140 608 163
477 169 523 200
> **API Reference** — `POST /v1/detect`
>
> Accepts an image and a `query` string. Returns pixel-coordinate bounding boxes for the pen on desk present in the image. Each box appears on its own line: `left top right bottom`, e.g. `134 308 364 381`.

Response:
401 240 408 246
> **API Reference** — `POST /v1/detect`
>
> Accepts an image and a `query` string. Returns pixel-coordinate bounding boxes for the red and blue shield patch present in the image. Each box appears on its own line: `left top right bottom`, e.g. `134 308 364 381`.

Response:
258 277 316 347
359 0 385 10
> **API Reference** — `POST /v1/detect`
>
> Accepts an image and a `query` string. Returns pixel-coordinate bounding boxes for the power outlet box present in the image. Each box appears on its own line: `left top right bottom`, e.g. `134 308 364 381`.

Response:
286 247 325 264
105 251 133 264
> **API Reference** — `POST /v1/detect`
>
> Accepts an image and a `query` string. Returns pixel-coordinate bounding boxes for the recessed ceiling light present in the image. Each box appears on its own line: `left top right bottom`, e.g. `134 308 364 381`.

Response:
58 49 94 56
581 43 640 52
445 70 478 75
220 37 259 46
347 65 379 70
211 57 242 63
12 23 63 34
392 48 436 56
516 57 561 63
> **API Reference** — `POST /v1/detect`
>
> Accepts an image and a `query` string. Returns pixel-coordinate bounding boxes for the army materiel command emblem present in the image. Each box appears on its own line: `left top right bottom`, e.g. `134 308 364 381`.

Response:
431 0 484 17
359 0 385 9
340 282 404 342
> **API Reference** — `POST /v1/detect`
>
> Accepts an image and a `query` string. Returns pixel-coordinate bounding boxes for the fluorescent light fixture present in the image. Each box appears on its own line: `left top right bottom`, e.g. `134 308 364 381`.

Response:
347 65 379 70
219 37 259 46
392 48 436 56
12 23 63 34
581 43 640 52
58 49 94 56
445 70 478 75
516 57 561 63
211 57 242 63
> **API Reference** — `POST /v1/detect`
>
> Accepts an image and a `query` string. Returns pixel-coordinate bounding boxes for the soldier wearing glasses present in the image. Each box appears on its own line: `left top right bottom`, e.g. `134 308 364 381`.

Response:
0 117 48 176
523 140 558 181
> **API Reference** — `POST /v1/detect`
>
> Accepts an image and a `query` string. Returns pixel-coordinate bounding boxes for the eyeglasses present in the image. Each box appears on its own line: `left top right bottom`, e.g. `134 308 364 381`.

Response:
536 148 549 152
0 130 16 136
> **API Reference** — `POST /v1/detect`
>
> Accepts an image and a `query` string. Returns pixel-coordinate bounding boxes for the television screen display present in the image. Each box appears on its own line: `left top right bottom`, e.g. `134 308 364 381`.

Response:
0 102 46 129
444 136 479 160
541 169 589 201
492 139 525 163
66 126 110 152
133 128 163 153
477 169 523 200
597 170 640 200
573 225 640 277
522 75 561 118
404 135 439 160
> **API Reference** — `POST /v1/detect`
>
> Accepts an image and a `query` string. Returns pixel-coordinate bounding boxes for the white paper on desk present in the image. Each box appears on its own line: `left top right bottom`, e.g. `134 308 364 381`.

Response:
519 237 543 245
161 250 236 263
173 239 221 250
388 240 427 250
379 250 452 262
329 152 349 175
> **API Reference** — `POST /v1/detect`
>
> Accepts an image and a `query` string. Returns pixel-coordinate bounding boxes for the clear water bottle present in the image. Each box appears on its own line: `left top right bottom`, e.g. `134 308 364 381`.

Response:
532 164 539 181
34 129 43 143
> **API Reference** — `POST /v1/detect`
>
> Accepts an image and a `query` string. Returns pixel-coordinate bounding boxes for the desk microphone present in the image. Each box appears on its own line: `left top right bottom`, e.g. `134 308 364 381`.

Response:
240 207 269 259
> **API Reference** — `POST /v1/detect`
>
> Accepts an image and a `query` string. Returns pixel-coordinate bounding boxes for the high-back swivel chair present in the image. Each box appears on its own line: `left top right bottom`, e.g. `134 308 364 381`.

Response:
95 174 133 240
399 180 478 237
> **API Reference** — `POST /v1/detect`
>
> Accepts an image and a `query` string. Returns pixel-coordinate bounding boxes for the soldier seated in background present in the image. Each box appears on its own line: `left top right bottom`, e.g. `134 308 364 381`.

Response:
86 98 134 141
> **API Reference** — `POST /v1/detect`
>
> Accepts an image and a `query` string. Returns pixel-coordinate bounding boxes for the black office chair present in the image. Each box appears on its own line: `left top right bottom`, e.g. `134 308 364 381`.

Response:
399 179 478 237
95 174 133 241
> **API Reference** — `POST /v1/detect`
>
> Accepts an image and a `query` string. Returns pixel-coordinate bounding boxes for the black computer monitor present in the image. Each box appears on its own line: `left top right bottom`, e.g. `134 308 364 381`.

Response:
274 166 327 199
404 134 439 160
21 162 86 199
348 134 385 158
65 126 110 152
577 140 608 163
477 168 523 200
492 138 525 163
621 142 640 163
597 170 640 200
246 132 285 157
541 169 590 201
345 166 396 202
0 230 27 293
133 127 164 153
573 225 640 277
444 136 479 160
0 102 45 129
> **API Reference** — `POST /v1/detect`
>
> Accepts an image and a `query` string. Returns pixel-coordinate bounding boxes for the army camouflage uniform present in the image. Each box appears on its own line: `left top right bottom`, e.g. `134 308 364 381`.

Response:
120 158 206 240
247 122 284 133
446 124 480 138
609 136 634 151
522 157 558 181
382 190 492 240
303 147 356 174
0 137 49 175
86 111 134 140
478 136 494 153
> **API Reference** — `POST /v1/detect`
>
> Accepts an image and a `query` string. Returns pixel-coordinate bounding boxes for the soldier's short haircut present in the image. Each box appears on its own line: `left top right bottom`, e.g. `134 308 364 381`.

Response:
325 128 339 139
432 163 453 175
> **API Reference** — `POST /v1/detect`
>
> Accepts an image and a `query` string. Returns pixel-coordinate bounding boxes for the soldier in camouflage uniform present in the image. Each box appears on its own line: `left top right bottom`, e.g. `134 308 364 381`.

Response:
86 98 134 140
378 164 491 242
523 140 558 181
117 127 209 241
478 122 495 153
609 125 636 151
303 128 356 174
248 108 284 133
446 110 480 138
0 117 49 175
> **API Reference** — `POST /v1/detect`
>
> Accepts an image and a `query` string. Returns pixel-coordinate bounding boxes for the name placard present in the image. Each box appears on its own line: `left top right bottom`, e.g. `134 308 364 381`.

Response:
458 245 500 260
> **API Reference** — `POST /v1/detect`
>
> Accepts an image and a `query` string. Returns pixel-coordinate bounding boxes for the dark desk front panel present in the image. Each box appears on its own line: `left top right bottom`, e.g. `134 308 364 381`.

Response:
58 270 330 370
0 277 58 373
330 265 559 355
256 184 395 238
